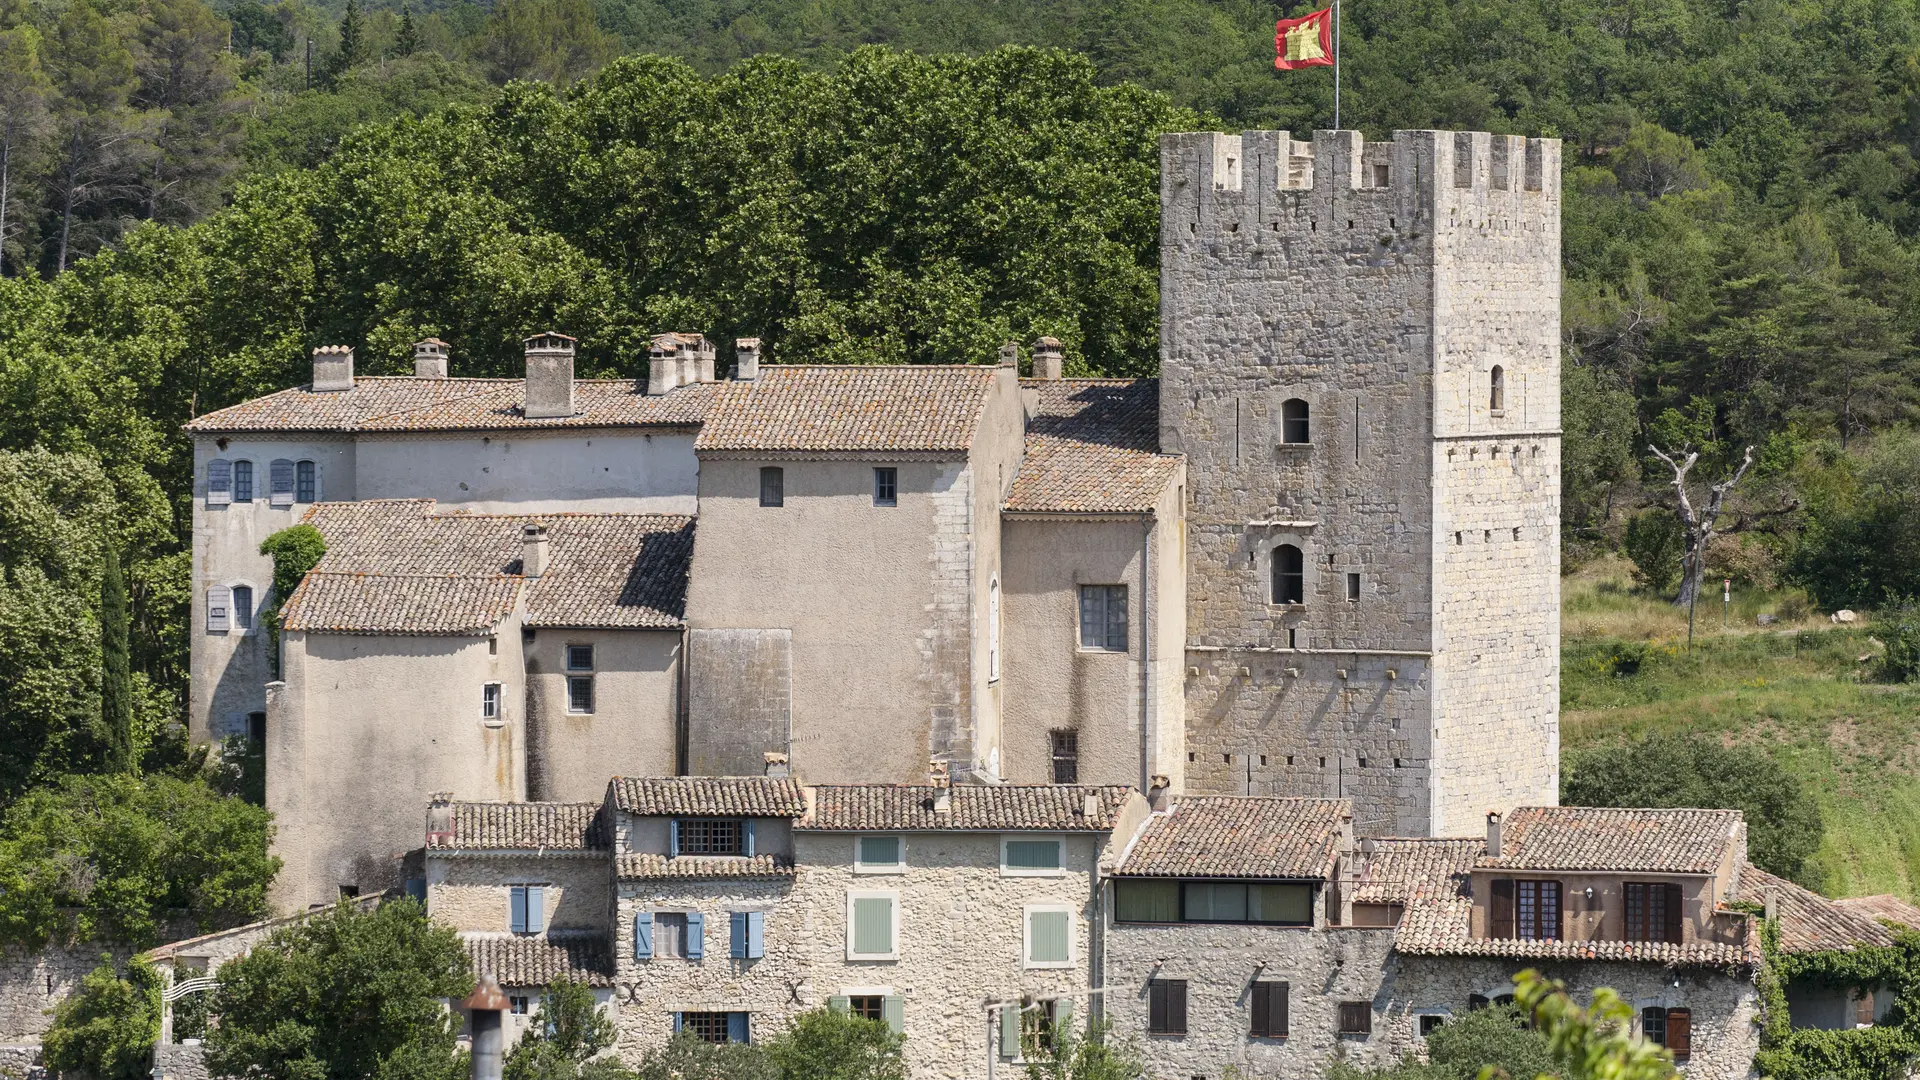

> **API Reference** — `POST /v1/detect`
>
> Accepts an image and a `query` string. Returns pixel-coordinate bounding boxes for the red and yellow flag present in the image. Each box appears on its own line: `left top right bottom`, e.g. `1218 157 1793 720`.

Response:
1274 8 1334 69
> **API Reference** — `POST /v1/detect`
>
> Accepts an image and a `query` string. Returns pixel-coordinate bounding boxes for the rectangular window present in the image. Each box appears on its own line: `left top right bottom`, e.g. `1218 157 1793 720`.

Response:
678 819 743 855
1419 1015 1446 1037
295 460 316 502
566 676 594 714
1114 880 1180 923
509 996 530 1016
566 644 594 671
652 912 688 958
848 996 885 1021
1147 978 1186 1035
1626 882 1683 943
482 683 501 720
207 460 232 506
1025 906 1072 967
232 585 254 630
1049 730 1079 784
1250 981 1289 1038
207 585 232 632
509 885 546 936
847 892 898 960
246 712 266 745
1176 882 1314 924
759 466 784 507
728 910 765 959
873 467 897 507
233 460 253 502
1003 838 1063 875
269 459 294 507
1339 1001 1373 1035
1496 879 1562 940
1077 585 1128 651
677 1012 747 1044
855 836 904 873
1346 572 1361 601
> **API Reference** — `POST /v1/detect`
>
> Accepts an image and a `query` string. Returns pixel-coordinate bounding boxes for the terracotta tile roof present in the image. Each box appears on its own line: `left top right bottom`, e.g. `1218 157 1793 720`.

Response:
609 777 807 818
1478 807 1741 874
429 803 608 852
1733 865 1898 954
799 785 1131 832
185 378 717 433
280 501 693 634
463 933 615 988
1833 894 1920 931
693 366 997 454
1393 897 1758 969
1005 380 1181 514
1352 838 1480 903
615 853 797 881
1113 797 1348 879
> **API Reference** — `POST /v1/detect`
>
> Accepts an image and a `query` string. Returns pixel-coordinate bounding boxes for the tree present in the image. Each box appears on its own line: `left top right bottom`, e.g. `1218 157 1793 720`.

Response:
321 0 371 89
764 1007 906 1080
503 978 617 1080
205 899 472 1080
42 955 162 1080
130 0 243 225
1646 400 1758 609
0 22 51 276
476 0 615 86
100 542 132 773
393 8 421 59
227 1 294 62
1786 429 1920 610
1510 969 1679 1080
1016 1015 1140 1080
1563 732 1823 884
1426 1003 1560 1080
41 0 142 272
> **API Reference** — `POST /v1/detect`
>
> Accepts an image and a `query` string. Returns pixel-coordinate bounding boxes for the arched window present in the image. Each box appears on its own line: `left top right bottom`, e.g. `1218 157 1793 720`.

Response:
295 460 317 502
1271 544 1304 605
232 585 255 630
207 460 232 507
988 576 1001 683
233 460 254 503
207 585 232 631
269 459 295 507
1281 399 1310 444
1490 366 1505 412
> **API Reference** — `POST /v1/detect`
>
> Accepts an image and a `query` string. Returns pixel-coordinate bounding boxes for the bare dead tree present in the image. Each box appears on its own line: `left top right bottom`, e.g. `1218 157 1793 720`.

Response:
1649 442 1755 609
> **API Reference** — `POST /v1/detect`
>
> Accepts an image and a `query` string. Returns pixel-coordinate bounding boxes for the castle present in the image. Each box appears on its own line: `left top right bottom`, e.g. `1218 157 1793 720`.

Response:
162 130 1877 1077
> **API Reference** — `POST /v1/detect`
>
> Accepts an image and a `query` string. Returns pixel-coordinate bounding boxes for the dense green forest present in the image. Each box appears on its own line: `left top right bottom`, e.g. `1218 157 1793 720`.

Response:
3 0 1920 930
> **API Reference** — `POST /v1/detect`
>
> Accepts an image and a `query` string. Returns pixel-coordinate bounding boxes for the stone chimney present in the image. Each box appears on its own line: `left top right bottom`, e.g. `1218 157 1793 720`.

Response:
763 752 790 779
1148 774 1171 812
521 524 550 578
426 792 454 844
695 336 716 383
413 338 449 379
734 338 761 381
1031 336 1064 380
1485 810 1503 858
312 345 354 391
998 341 1020 368
647 334 679 396
522 332 576 418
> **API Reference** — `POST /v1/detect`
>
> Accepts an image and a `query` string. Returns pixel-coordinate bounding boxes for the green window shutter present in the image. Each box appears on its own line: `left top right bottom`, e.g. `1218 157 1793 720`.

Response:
853 896 894 955
1029 910 1070 964
1005 839 1061 870
883 995 905 1035
1055 997 1074 1038
828 996 850 1013
1000 1004 1020 1059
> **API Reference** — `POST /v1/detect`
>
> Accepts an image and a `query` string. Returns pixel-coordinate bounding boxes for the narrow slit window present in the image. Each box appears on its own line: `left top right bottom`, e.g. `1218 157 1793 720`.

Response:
232 585 254 630
1490 366 1505 412
1346 572 1360 602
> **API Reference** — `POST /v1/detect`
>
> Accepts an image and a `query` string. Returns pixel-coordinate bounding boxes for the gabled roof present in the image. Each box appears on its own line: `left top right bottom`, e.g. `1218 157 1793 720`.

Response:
694 366 997 455
429 802 608 852
1478 807 1741 874
1393 897 1758 969
281 501 694 634
1005 380 1181 514
609 777 808 818
462 933 615 988
1113 797 1348 880
185 377 717 433
799 785 1131 832
1733 865 1900 954
1352 838 1479 904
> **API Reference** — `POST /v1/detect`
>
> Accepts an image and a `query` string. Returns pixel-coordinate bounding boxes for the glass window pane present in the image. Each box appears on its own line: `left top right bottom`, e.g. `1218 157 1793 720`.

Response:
1005 840 1061 870
859 836 900 865
233 461 253 502
1029 910 1070 963
232 586 254 630
295 460 316 502
1250 884 1313 924
853 897 893 955
1114 880 1179 923
1103 587 1128 650
1183 882 1248 922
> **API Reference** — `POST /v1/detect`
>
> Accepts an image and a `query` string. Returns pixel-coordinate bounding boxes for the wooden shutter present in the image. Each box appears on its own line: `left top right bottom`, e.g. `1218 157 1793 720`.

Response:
207 460 231 506
730 912 748 959
1491 879 1515 937
1055 997 1072 1040
1550 881 1564 941
827 996 849 1012
1149 980 1168 1034
1167 979 1187 1035
685 911 704 959
747 911 764 958
1000 1003 1020 1057
1250 983 1271 1037
527 886 544 934
1666 1008 1691 1059
1664 883 1685 944
633 912 653 959
883 996 905 1035
1272 982 1289 1038
269 460 294 507
668 819 680 857
207 586 232 632
510 887 528 934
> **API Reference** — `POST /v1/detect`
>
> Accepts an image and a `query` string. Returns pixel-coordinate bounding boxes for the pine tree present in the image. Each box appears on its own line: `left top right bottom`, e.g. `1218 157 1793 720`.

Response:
320 0 368 87
393 6 419 58
100 543 133 773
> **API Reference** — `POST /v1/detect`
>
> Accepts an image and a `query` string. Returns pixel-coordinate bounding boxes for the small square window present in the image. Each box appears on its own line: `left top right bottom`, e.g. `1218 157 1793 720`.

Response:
873 467 898 507
1339 1001 1372 1035
1078 585 1128 651
678 819 743 855
566 675 594 714
1003 838 1063 876
482 683 501 720
678 1011 747 1044
759 466 784 507
855 835 904 873
566 644 594 672
848 996 884 1021
509 995 530 1016
1419 1015 1445 1037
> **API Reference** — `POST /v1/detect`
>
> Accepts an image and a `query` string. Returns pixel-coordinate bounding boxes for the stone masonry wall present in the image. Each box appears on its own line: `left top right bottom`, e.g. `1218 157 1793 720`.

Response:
428 854 612 935
0 944 135 1041
1160 129 1560 836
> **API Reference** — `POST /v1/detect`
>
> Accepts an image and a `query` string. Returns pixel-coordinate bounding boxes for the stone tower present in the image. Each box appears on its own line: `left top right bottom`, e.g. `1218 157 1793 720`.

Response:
1160 129 1562 837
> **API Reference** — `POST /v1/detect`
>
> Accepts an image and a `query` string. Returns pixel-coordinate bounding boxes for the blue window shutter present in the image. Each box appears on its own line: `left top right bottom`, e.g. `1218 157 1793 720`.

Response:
669 820 680 857
730 912 748 959
686 912 704 959
633 912 653 959
747 911 765 959
527 887 544 934
883 996 905 1035
727 1012 748 1044
510 887 528 934
744 820 756 858
671 1012 681 1034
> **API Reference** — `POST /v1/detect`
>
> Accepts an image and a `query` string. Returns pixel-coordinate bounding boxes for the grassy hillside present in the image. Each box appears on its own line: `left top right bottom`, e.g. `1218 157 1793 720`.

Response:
1561 561 1920 901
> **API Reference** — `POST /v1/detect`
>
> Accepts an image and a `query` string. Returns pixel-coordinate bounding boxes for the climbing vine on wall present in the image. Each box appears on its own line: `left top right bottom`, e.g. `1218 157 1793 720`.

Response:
1753 918 1920 1080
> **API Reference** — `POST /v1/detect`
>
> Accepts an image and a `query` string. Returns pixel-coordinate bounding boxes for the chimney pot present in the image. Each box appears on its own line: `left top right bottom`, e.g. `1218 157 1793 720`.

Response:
696 336 716 384
413 338 449 379
1031 336 1064 380
312 345 355 392
522 332 576 418
763 752 790 779
998 341 1020 368
521 523 550 578
734 338 761 381
647 334 678 396
1486 810 1503 858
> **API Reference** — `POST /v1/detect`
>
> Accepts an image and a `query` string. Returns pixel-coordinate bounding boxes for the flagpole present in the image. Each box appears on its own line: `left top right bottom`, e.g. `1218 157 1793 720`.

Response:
1333 0 1341 129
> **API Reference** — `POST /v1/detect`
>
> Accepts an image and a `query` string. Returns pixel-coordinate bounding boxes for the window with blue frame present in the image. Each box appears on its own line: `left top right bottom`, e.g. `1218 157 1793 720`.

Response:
509 885 546 935
676 1012 749 1043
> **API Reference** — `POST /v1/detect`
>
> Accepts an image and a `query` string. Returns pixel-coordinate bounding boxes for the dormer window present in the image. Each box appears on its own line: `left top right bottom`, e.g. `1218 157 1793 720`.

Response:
671 818 753 857
1625 882 1683 943
1491 879 1561 940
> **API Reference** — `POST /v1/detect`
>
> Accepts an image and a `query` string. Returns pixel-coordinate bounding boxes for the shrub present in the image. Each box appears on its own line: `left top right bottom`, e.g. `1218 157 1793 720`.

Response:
1624 508 1685 595
631 1034 774 1080
1016 1015 1143 1080
43 956 163 1080
1425 1004 1559 1080
764 1007 905 1080
1563 732 1824 884
1873 601 1920 682
504 978 618 1080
